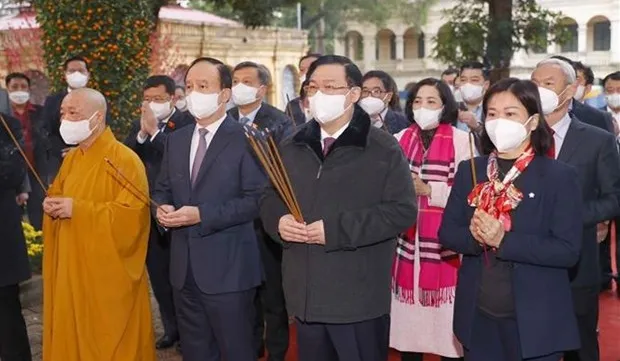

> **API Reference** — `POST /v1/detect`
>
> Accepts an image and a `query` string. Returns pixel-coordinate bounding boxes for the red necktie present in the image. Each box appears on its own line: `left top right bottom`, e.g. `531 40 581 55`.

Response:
323 137 336 157
547 128 556 159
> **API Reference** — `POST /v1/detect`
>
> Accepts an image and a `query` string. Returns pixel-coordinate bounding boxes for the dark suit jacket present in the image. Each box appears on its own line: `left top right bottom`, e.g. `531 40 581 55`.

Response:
124 109 194 189
382 109 410 134
228 103 294 144
556 116 620 287
152 116 265 294
20 104 51 180
0 113 31 287
439 156 582 358
570 99 614 134
286 97 306 126
0 89 10 114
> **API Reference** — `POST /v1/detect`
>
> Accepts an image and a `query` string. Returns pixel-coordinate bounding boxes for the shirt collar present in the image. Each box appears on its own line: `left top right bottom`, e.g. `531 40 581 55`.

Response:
195 114 227 136
551 112 572 140
11 101 36 114
239 103 262 124
161 107 176 124
320 121 350 141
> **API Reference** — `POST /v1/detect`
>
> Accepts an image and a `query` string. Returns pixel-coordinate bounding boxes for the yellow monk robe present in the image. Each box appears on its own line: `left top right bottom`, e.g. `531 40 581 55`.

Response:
42 128 156 361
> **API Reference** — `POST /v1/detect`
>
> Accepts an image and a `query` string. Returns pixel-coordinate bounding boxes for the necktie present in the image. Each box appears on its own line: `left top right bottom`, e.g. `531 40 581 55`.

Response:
547 128 556 159
323 137 336 157
191 128 209 186
240 117 251 125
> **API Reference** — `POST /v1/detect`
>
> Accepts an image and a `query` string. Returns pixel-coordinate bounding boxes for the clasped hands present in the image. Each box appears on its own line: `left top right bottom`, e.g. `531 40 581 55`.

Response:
470 209 505 248
139 101 158 138
411 173 431 197
43 197 73 219
156 205 201 228
278 214 325 245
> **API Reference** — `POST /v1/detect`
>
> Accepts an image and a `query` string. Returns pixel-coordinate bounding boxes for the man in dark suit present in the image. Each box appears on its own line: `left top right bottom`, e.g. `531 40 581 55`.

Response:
6 72 51 231
124 75 193 350
286 53 321 126
153 57 265 361
532 58 620 361
0 112 32 361
228 61 293 361
0 88 10 114
41 55 90 181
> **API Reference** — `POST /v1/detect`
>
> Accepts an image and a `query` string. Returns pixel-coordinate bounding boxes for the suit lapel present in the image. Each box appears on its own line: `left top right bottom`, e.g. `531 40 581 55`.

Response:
558 119 582 163
228 107 240 121
253 105 270 130
193 117 236 187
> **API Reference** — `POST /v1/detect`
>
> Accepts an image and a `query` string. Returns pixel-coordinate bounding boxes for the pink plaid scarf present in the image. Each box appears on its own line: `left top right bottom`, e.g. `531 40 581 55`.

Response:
392 123 460 306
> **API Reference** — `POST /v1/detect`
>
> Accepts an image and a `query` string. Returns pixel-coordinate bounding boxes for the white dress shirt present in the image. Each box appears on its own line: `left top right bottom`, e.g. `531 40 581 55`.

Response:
551 112 572 158
189 114 226 175
239 104 262 125
136 108 177 144
320 121 350 151
372 107 389 128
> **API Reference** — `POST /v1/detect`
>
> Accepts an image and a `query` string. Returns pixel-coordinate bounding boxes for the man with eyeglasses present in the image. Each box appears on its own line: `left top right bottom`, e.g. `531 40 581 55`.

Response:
259 55 417 361
124 75 193 351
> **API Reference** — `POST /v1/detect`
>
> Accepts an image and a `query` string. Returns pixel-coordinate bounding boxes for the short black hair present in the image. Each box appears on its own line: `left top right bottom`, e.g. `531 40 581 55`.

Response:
574 61 594 85
405 77 459 126
64 55 89 71
143 75 176 95
362 70 402 112
551 56 594 85
185 57 233 89
479 78 552 156
441 67 459 78
233 61 271 86
5 72 30 87
459 61 489 80
603 71 620 88
299 53 322 66
306 55 363 88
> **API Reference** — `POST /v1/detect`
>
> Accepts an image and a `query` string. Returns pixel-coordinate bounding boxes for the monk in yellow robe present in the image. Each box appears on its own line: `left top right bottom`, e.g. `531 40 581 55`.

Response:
42 88 156 361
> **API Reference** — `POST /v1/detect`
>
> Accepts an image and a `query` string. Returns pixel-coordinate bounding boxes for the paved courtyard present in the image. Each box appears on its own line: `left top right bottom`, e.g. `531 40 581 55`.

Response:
24 291 182 361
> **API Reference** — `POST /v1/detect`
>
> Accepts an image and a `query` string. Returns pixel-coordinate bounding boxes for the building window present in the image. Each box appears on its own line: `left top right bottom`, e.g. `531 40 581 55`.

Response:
390 34 396 60
561 23 578 53
418 33 425 58
593 21 611 51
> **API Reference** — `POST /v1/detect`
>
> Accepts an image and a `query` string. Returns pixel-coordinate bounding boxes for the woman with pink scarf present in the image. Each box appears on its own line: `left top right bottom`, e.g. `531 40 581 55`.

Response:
391 78 473 361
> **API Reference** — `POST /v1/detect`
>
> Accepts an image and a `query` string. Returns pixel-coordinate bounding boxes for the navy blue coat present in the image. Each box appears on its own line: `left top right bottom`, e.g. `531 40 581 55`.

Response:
152 116 266 294
439 155 582 358
382 109 410 135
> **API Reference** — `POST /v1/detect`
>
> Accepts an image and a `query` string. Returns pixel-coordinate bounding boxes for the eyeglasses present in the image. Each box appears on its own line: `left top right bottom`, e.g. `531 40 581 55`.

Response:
361 88 387 98
144 96 171 102
303 84 351 97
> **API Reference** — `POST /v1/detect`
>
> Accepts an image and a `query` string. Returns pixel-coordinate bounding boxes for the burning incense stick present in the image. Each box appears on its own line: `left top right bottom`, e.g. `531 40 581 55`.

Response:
468 131 477 186
104 157 168 213
285 94 297 129
244 126 304 223
0 114 47 193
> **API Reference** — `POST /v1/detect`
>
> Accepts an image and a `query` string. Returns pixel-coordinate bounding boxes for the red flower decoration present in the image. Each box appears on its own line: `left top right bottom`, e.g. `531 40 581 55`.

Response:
167 121 176 130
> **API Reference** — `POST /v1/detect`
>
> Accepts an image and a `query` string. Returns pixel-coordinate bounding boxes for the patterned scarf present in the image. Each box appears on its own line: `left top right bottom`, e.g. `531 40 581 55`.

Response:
392 123 460 307
467 146 536 232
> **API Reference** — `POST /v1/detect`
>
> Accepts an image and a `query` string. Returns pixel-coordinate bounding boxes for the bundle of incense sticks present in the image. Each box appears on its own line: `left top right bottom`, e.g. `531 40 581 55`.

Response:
243 125 304 223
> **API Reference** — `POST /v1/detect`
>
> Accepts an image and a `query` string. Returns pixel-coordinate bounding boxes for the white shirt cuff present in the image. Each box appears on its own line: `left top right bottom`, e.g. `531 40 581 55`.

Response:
150 130 161 142
136 132 148 144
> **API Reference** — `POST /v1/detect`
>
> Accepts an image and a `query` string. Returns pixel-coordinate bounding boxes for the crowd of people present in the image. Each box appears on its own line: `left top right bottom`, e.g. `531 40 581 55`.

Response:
0 51 620 361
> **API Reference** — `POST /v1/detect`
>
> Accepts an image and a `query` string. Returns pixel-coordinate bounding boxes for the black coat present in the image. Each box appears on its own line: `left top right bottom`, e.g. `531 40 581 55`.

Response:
570 99 614 134
228 102 294 143
124 109 194 189
0 113 31 287
259 107 418 323
285 97 306 126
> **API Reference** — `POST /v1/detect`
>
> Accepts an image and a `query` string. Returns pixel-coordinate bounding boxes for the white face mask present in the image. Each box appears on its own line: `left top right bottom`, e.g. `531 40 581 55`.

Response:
9 91 30 105
59 112 98 145
606 93 620 108
459 83 484 102
485 116 533 153
232 83 259 106
538 86 569 115
309 90 351 124
187 91 222 119
573 85 585 102
66 72 88 89
149 101 172 120
176 99 187 110
413 107 442 130
358 96 386 117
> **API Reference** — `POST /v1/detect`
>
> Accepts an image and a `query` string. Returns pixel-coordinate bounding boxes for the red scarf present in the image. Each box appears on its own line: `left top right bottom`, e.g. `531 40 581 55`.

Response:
392 124 460 307
467 146 536 231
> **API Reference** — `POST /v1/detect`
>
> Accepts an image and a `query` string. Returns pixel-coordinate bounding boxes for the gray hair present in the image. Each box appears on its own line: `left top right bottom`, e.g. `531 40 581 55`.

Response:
536 58 576 85
234 61 271 86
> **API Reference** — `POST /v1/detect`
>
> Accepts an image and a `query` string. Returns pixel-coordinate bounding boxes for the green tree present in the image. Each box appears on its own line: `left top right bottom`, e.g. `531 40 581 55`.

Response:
33 0 160 136
433 0 571 82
